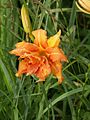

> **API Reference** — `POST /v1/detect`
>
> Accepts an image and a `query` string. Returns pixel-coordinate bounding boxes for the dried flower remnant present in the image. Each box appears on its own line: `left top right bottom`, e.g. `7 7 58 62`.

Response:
10 29 67 84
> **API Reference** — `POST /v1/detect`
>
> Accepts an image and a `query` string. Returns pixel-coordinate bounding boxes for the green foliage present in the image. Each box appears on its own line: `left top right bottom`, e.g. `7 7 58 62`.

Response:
0 0 90 120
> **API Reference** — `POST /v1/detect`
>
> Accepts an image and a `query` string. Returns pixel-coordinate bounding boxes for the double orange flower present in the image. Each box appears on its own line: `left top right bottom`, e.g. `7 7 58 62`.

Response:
10 29 67 84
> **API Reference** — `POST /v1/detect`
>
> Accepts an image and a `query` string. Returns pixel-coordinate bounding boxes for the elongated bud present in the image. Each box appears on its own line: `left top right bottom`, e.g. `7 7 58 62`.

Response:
76 0 90 14
47 30 61 47
21 4 32 33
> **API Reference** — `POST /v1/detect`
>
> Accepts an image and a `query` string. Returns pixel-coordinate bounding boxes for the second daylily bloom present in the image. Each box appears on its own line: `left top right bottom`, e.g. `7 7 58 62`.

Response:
10 29 67 84
76 0 90 14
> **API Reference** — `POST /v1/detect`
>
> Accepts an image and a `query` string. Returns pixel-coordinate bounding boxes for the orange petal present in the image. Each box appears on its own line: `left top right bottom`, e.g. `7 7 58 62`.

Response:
49 61 64 84
47 30 61 47
27 62 40 75
15 41 26 48
18 52 40 60
16 58 29 77
10 41 39 57
10 48 27 57
16 56 41 77
32 29 48 49
26 57 41 75
58 49 68 62
35 56 51 82
16 41 39 52
46 47 67 62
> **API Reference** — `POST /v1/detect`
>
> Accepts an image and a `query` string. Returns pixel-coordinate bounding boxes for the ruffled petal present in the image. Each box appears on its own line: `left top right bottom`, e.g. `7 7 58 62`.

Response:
35 56 51 82
49 61 64 84
15 41 26 48
32 29 48 49
16 57 41 77
46 47 67 62
10 41 39 57
47 30 61 47
59 49 68 62
26 56 41 75
16 58 29 77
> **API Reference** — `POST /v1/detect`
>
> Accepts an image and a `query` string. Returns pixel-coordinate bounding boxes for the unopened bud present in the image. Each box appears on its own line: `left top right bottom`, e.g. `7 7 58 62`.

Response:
21 4 32 33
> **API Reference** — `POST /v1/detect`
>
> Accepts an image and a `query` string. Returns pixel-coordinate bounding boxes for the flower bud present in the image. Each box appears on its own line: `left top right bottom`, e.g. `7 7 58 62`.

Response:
76 0 90 14
21 4 32 33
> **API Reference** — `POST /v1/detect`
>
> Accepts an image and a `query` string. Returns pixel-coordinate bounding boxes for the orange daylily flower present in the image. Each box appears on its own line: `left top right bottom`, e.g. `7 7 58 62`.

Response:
10 29 67 84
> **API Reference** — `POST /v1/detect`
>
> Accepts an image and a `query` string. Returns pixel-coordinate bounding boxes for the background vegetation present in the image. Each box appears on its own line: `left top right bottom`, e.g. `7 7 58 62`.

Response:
0 0 90 120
